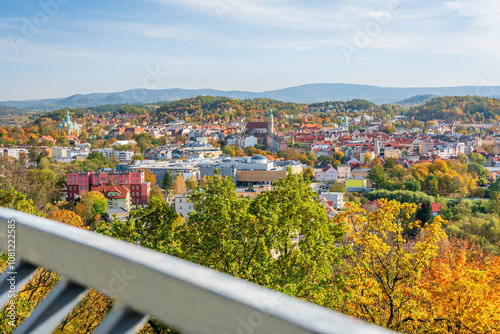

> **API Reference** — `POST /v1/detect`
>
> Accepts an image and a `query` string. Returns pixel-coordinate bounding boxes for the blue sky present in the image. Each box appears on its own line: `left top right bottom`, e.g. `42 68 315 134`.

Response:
1 0 499 101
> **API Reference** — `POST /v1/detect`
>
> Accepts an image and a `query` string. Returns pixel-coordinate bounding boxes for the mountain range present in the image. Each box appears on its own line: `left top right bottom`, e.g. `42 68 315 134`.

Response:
1 83 499 111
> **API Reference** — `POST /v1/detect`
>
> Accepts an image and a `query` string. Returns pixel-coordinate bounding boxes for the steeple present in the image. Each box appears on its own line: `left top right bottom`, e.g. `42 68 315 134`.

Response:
268 108 274 134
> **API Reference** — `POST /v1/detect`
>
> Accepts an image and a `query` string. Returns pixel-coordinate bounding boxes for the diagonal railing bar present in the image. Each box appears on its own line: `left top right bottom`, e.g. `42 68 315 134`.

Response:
92 304 149 334
0 207 396 334
13 279 88 334
0 261 37 309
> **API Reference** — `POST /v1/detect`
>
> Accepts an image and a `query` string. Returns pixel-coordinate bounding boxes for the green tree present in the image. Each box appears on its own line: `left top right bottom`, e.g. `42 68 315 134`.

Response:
0 189 41 216
403 179 421 192
489 178 500 193
416 201 433 224
184 172 344 304
467 163 486 179
132 153 145 162
150 186 164 200
469 152 486 165
368 165 387 189
161 171 173 191
384 158 396 169
98 196 181 253
74 191 107 226
425 175 439 195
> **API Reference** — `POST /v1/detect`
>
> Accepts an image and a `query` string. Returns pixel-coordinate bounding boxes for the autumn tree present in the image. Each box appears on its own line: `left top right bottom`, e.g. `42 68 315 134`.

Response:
335 199 446 331
0 191 112 333
150 186 164 200
74 191 107 226
186 175 197 192
143 169 156 186
416 238 500 333
363 151 372 163
173 174 187 195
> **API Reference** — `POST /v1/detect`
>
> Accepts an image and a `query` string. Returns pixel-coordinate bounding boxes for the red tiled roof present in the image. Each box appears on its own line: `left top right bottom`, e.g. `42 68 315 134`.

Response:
93 185 130 199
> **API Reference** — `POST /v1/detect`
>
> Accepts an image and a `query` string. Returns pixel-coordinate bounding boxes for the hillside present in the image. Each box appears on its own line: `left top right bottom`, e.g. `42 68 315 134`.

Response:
3 83 500 111
392 94 438 108
407 96 500 122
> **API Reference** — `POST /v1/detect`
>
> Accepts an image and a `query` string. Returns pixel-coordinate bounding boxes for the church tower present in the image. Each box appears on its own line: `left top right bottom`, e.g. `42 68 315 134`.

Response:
268 108 274 134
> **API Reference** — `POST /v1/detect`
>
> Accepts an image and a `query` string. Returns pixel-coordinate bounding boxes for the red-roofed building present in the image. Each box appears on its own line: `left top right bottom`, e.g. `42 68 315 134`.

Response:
66 170 150 205
93 185 132 211
245 122 268 135
40 135 55 143
419 203 442 217
362 200 382 213
315 164 338 182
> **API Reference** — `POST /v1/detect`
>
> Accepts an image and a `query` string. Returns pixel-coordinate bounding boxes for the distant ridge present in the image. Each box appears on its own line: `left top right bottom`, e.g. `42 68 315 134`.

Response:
391 94 438 108
2 83 500 111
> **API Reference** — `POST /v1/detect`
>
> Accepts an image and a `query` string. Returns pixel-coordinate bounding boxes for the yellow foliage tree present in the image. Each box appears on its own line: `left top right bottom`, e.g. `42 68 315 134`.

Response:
173 173 187 195
334 199 447 332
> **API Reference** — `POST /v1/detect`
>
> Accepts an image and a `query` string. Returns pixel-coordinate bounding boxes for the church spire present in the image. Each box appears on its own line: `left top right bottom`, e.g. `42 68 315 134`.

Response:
268 108 274 134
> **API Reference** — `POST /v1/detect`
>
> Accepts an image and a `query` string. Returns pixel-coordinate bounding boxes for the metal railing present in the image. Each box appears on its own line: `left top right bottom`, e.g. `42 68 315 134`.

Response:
0 208 394 334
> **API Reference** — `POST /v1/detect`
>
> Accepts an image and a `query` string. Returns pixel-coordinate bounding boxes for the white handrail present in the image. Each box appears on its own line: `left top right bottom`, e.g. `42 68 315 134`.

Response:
0 208 395 334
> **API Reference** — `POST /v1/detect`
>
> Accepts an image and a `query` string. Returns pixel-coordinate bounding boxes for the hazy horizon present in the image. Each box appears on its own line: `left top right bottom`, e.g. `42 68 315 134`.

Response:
1 0 500 101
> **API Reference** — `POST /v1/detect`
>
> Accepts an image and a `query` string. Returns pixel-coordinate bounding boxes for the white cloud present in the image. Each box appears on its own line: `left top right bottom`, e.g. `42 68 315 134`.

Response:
69 20 207 41
147 0 374 30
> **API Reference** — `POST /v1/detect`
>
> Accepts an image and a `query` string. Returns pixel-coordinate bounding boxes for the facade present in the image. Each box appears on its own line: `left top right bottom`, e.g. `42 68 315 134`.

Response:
240 135 258 148
315 165 338 182
93 185 132 211
91 148 135 162
0 147 30 159
318 192 345 209
144 146 173 160
235 170 287 187
66 170 150 205
120 161 200 186
384 147 401 159
337 165 351 179
174 195 194 218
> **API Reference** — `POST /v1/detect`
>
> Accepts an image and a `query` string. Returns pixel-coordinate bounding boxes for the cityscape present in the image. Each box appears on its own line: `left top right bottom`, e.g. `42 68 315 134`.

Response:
1 0 500 333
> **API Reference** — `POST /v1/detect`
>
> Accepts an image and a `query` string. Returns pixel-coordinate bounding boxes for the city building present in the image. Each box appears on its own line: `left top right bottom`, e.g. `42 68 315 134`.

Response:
174 195 194 218
315 165 338 182
93 185 132 211
318 192 345 209
66 170 150 205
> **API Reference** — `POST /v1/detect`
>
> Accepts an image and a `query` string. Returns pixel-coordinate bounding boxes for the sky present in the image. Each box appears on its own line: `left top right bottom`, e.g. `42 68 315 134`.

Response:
1 0 500 101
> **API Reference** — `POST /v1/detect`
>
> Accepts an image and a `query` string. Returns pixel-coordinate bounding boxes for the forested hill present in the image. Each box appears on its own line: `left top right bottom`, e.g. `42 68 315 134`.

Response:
407 96 500 122
155 96 307 123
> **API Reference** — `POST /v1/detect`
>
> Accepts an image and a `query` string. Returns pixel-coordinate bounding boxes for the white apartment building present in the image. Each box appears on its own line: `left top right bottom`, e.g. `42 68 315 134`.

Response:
174 195 194 218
